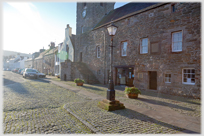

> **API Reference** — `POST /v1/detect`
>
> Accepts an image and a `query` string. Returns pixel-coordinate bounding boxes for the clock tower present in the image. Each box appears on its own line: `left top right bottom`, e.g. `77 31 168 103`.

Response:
76 2 115 35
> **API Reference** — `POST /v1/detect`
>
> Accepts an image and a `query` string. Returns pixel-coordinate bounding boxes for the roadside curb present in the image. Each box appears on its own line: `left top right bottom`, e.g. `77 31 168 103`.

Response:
63 104 100 134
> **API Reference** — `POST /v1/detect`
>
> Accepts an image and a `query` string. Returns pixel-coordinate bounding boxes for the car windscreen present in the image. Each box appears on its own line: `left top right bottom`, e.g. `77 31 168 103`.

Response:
26 69 36 72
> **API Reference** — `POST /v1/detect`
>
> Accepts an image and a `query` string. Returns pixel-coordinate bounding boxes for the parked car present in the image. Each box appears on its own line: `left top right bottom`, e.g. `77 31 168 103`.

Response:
7 68 11 71
13 68 20 73
20 69 25 75
23 68 38 79
33 69 46 78
18 69 23 74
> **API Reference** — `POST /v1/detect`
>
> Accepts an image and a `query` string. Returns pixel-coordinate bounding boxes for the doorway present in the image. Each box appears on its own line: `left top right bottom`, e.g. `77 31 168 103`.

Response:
149 71 157 90
116 67 134 87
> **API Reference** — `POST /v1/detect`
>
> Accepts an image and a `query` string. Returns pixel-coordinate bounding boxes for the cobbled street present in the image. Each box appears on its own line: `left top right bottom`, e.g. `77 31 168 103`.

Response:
3 71 93 134
3 71 201 134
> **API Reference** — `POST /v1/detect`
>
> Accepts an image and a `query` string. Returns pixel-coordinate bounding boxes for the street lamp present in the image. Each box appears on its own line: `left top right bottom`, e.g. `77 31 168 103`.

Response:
98 21 125 111
106 22 118 101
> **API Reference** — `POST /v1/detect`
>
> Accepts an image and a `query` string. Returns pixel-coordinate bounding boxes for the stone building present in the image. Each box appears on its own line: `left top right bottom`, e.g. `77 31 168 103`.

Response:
33 43 57 74
25 51 41 68
69 2 201 98
44 42 58 75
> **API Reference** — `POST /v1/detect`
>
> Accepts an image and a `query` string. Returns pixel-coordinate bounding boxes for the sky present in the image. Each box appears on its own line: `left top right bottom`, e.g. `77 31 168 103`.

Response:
2 2 129 54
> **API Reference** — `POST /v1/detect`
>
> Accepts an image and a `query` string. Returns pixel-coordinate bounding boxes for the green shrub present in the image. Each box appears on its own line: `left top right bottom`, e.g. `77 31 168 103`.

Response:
124 87 141 94
48 73 52 76
74 78 85 83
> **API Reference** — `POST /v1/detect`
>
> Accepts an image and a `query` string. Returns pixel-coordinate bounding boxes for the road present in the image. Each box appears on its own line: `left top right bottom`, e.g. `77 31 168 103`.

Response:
3 71 93 134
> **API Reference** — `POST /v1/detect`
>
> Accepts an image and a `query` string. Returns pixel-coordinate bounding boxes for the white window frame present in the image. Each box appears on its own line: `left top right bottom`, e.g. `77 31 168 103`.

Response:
97 46 100 58
121 42 127 56
165 74 171 83
172 31 182 52
140 38 148 54
182 68 195 85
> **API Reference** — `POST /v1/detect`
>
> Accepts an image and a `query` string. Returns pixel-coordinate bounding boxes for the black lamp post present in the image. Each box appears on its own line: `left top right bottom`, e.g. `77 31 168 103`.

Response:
106 22 118 101
97 21 125 111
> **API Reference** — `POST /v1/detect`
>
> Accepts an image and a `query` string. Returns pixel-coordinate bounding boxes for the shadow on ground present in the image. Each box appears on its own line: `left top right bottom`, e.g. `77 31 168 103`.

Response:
137 97 194 111
111 108 199 134
88 84 200 106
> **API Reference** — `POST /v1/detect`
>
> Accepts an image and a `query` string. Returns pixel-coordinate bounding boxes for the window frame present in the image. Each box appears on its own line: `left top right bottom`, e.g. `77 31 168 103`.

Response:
121 41 128 57
182 68 195 85
96 46 101 58
100 3 103 7
140 38 149 54
172 31 183 52
165 74 171 83
171 4 176 13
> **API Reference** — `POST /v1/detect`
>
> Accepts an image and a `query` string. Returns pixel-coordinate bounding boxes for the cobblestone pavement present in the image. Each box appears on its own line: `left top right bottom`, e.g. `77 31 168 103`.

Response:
52 78 201 118
3 71 93 134
64 100 185 134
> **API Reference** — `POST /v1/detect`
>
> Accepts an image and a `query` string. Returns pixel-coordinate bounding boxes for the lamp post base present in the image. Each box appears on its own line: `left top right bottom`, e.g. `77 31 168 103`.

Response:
98 99 125 111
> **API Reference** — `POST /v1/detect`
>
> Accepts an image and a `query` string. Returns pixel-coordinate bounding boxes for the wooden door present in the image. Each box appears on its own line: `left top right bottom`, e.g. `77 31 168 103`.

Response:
127 68 134 87
149 71 157 90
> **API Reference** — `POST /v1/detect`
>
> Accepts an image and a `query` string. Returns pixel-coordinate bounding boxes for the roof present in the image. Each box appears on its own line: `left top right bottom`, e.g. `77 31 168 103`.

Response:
35 49 49 60
45 46 58 56
93 2 160 30
25 58 32 61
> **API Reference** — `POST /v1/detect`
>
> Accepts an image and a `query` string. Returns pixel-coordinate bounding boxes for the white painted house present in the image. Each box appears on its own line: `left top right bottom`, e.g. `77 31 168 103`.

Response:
54 24 75 77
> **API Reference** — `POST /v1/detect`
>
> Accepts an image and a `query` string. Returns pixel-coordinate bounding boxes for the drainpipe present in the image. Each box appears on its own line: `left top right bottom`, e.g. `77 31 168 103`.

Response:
102 30 106 85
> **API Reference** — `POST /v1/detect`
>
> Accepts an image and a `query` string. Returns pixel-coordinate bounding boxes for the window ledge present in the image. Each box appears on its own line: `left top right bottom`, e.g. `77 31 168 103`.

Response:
172 50 182 52
140 53 148 54
182 82 195 85
165 82 171 84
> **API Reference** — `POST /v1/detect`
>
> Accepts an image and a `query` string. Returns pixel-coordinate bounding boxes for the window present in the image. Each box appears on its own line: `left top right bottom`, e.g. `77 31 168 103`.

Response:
183 68 195 85
140 38 148 54
165 74 171 83
83 3 86 8
121 42 127 56
97 70 101 75
172 31 182 52
100 3 103 7
171 4 175 13
97 46 100 58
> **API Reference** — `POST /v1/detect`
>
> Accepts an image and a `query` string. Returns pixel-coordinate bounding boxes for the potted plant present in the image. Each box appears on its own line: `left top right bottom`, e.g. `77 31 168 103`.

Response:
124 87 141 99
74 78 85 86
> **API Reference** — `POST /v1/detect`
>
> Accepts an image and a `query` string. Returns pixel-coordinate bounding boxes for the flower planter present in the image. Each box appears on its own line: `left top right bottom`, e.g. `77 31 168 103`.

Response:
126 93 139 99
76 82 84 86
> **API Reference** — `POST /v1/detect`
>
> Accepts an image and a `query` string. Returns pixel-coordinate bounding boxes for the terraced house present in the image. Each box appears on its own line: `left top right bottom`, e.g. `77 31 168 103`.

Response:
66 2 200 98
33 42 57 75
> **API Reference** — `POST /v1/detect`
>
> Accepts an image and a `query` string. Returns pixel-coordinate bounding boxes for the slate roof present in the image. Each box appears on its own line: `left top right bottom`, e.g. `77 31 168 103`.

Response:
93 2 162 30
45 46 58 56
35 50 49 60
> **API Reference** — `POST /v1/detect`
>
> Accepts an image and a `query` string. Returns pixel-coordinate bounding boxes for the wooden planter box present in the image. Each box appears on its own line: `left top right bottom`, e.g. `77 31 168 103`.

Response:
76 82 84 86
126 93 139 99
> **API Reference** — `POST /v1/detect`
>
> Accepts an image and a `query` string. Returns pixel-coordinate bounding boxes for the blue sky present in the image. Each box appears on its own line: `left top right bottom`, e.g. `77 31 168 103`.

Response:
3 2 129 54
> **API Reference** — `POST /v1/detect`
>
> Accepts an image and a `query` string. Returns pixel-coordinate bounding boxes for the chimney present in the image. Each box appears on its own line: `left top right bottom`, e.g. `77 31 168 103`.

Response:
50 42 55 49
65 24 72 37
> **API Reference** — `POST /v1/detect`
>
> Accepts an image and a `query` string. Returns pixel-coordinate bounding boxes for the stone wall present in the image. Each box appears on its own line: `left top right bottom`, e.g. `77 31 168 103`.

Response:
44 54 55 75
74 3 201 98
76 3 114 35
60 60 72 81
34 59 43 73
